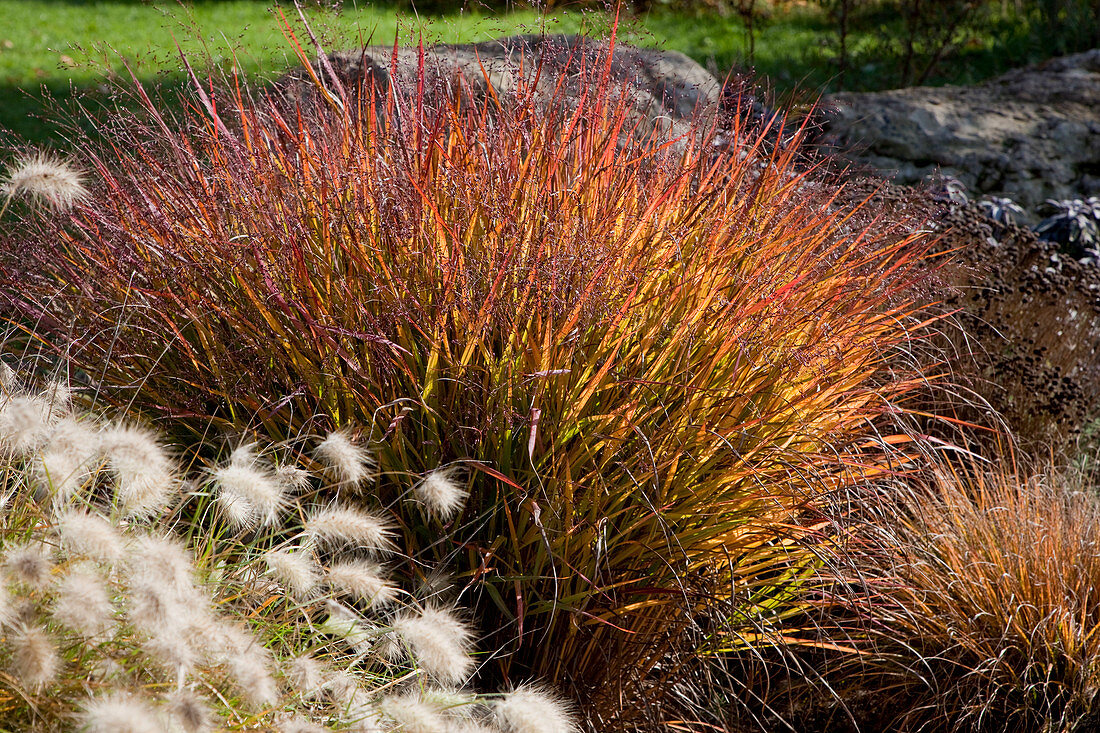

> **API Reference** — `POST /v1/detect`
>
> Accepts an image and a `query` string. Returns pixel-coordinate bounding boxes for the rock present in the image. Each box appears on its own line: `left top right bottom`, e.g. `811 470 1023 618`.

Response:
276 35 723 144
820 49 1100 218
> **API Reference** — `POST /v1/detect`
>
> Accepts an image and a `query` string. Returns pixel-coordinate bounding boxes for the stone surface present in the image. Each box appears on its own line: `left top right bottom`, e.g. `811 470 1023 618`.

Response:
277 34 723 143
821 50 1100 216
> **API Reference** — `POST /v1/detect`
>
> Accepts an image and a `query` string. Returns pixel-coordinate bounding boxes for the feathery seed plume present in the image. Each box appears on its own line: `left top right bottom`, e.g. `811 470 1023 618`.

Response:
126 534 194 595
0 584 15 628
374 629 406 663
9 623 58 691
413 467 469 521
231 648 280 710
3 541 54 588
0 394 55 455
1 152 88 212
213 462 288 527
314 430 373 488
285 654 328 701
380 693 449 733
326 559 398 608
264 548 320 598
204 620 280 709
320 600 374 655
56 509 123 564
493 685 579 733
216 489 257 530
168 689 214 733
53 567 114 638
276 714 330 733
124 535 209 638
80 692 162 733
143 627 200 677
392 607 475 685
229 441 260 467
324 670 360 705
304 505 395 553
37 417 99 506
276 463 312 493
0 362 15 391
100 424 177 518
43 381 71 412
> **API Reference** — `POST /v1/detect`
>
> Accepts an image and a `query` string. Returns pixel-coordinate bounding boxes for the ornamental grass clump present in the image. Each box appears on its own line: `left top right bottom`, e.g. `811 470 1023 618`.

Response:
0 26 935 719
851 458 1100 732
0 374 577 732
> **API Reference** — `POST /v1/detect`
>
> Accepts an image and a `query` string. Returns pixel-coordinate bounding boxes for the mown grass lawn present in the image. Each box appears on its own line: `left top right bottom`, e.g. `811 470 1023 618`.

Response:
0 1 1049 146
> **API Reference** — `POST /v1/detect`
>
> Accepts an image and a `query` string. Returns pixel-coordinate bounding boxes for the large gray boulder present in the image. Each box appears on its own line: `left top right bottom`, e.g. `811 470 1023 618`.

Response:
821 49 1100 215
277 35 723 143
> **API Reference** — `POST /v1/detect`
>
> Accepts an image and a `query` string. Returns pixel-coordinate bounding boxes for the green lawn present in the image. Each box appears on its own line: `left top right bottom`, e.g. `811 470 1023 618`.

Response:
0 1 1051 146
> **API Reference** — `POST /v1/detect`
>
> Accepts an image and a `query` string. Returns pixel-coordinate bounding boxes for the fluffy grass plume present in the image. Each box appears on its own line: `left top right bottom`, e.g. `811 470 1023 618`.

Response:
1 152 88 214
213 461 289 528
304 505 396 553
314 430 374 489
494 685 578 733
0 25 936 716
52 567 115 638
264 548 321 598
392 606 475 685
3 540 54 588
80 692 161 733
56 509 124 563
326 559 398 608
0 393 56 456
413 467 468 521
37 416 99 506
9 623 59 691
99 424 178 518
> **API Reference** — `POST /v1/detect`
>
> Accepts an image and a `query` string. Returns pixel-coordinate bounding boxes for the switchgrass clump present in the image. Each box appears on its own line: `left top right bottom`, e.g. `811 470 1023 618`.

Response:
0 25 936 720
854 458 1100 732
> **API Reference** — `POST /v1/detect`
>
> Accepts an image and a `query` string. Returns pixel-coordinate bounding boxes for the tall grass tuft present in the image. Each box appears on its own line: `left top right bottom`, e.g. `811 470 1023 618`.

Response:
0 28 934 718
850 457 1100 732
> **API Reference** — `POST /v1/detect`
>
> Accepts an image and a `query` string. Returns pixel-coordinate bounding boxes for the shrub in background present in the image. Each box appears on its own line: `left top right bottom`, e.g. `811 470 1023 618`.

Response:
0 29 934 724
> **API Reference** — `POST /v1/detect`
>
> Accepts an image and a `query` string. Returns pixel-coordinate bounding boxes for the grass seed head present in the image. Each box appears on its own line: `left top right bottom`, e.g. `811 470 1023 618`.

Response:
37 417 100 506
392 607 475 686
100 424 177 518
276 714 330 733
380 693 449 733
413 467 469 521
0 394 55 455
304 505 395 554
4 540 54 588
168 689 214 733
214 462 288 527
2 152 88 212
276 464 312 493
314 431 374 489
493 685 578 733
326 559 397 608
53 567 114 638
320 600 375 655
56 509 123 564
264 548 320 599
284 654 327 701
10 623 59 692
80 692 162 733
